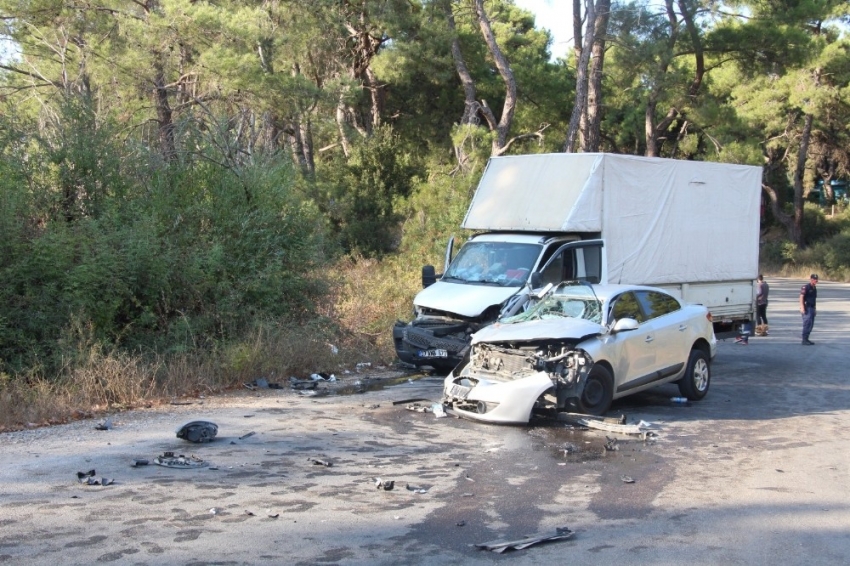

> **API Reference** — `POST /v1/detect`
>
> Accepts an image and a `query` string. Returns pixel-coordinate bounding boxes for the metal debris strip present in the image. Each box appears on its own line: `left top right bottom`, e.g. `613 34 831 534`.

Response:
392 397 432 406
238 431 256 440
475 527 574 553
557 413 657 438
308 457 332 467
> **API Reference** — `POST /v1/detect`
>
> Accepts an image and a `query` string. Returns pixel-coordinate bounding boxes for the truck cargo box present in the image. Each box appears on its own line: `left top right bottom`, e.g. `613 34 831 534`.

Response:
462 153 762 286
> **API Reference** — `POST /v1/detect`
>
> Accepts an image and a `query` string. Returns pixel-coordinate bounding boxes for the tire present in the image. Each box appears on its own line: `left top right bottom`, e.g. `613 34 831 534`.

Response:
677 348 710 400
576 365 614 415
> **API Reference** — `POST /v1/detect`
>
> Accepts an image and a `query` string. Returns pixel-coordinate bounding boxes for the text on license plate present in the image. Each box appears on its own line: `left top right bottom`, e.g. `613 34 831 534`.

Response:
448 384 471 399
418 349 448 358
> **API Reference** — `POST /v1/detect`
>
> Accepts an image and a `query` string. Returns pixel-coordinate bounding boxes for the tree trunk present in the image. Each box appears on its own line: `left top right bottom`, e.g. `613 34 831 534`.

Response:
584 0 610 152
792 113 814 247
472 0 517 156
565 0 595 153
645 0 678 156
152 54 176 162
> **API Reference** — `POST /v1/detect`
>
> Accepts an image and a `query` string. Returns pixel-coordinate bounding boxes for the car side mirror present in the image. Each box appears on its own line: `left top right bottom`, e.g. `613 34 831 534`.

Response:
529 271 542 289
612 318 639 333
422 265 437 288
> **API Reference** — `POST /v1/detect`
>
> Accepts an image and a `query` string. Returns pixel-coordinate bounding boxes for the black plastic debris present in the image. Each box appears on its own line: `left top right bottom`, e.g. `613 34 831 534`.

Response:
132 459 149 467
475 527 574 553
308 458 332 467
406 484 428 494
238 431 256 440
76 470 114 486
244 378 283 390
289 377 318 390
176 420 218 443
374 478 394 491
94 418 112 431
604 436 619 451
153 452 209 469
457 520 466 527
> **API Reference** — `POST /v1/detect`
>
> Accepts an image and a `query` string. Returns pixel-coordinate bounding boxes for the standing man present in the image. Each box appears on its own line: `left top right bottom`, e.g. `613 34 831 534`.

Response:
756 274 769 335
800 274 818 345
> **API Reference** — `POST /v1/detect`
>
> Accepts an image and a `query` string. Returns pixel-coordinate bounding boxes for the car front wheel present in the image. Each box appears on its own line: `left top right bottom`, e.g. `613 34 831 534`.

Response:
677 348 710 400
576 365 614 415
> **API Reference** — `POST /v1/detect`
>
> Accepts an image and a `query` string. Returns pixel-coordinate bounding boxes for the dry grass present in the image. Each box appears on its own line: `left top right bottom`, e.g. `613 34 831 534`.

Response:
0 308 399 431
0 243 478 430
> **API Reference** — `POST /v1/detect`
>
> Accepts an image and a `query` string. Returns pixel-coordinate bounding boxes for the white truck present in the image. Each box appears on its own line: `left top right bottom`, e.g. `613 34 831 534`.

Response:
393 153 763 371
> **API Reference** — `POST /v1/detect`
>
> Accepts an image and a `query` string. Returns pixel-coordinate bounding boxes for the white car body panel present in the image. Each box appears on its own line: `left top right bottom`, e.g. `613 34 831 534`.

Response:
442 282 717 424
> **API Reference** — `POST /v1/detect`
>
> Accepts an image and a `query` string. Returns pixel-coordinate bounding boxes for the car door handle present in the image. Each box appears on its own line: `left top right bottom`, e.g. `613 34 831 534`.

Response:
644 336 654 343
678 324 688 331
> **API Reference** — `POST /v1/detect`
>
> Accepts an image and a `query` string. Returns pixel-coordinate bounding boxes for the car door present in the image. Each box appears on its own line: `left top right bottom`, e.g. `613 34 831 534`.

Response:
635 290 690 380
606 291 657 389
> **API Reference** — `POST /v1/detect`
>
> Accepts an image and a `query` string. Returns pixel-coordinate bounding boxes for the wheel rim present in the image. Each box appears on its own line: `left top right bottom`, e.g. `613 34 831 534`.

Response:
692 358 709 391
583 378 604 407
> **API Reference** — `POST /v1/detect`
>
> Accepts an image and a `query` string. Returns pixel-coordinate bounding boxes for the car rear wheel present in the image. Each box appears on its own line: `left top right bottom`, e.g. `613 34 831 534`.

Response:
577 365 613 415
677 348 710 400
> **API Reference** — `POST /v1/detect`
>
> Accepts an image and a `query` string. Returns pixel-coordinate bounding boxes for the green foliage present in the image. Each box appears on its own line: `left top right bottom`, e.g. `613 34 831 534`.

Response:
317 126 421 258
0 100 329 374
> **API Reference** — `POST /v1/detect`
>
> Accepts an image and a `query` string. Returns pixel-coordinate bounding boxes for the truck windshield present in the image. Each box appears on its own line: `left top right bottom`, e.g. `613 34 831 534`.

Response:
503 281 603 324
443 242 541 286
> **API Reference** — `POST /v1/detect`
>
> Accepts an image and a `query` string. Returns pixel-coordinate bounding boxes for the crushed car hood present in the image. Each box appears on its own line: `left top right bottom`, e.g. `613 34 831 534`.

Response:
413 280 521 318
471 317 604 344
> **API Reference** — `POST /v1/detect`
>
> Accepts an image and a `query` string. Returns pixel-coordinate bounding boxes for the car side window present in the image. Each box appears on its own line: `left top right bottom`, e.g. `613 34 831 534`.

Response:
636 291 681 321
609 292 646 323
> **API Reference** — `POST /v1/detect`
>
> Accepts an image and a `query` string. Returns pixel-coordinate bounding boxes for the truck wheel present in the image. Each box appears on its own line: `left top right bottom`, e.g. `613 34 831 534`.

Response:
577 365 613 415
677 348 710 400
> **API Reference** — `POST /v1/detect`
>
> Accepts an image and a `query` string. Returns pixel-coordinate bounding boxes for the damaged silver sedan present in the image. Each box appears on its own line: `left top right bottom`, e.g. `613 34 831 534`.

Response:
443 282 717 423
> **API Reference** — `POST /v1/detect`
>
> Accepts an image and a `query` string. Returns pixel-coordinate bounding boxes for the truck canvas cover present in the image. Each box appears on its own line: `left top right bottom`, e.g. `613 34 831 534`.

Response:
462 153 762 286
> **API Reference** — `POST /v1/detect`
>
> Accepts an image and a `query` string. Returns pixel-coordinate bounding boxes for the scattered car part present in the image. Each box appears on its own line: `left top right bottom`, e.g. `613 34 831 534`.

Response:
238 431 256 440
76 470 113 486
374 478 394 490
474 527 574 553
153 452 209 468
308 458 332 467
176 420 218 443
94 419 112 430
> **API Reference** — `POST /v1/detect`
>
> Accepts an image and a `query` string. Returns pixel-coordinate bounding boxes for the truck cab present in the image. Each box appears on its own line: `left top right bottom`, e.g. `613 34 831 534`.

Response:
393 234 605 371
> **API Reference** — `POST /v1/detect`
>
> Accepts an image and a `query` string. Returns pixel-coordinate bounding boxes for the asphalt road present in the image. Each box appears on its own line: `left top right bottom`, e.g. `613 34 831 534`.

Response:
1 277 848 565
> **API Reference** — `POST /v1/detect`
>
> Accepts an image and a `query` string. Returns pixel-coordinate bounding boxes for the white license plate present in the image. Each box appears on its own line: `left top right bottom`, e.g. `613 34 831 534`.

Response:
418 349 448 358
448 384 471 399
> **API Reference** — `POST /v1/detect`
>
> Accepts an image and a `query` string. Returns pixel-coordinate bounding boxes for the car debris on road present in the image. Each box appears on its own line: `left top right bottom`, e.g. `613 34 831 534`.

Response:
474 527 574 553
176 420 218 443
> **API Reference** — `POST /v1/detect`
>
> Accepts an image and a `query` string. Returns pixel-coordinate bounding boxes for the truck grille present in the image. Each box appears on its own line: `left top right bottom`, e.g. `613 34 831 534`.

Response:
404 327 464 352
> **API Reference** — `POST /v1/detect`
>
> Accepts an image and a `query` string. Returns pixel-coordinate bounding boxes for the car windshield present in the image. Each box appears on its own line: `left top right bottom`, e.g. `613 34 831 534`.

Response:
443 241 541 285
503 281 603 324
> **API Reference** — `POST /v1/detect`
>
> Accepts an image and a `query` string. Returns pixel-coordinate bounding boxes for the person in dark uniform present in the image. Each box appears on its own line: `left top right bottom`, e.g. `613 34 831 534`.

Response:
800 274 818 345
